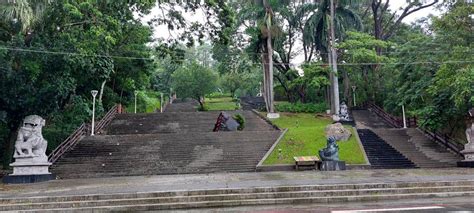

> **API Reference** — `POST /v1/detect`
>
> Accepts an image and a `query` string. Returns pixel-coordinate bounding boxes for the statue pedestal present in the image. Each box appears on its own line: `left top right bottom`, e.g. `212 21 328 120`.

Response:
458 143 474 168
267 113 280 119
2 156 55 184
319 160 346 171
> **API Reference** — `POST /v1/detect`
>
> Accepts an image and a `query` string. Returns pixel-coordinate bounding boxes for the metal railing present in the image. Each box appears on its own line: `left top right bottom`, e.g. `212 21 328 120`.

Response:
364 102 463 156
93 104 118 134
48 123 88 164
48 104 121 164
419 127 464 157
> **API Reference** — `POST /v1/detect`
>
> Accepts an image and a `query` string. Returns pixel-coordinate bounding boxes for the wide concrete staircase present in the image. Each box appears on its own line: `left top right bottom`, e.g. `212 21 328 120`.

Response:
353 109 461 168
2 180 474 211
51 108 281 179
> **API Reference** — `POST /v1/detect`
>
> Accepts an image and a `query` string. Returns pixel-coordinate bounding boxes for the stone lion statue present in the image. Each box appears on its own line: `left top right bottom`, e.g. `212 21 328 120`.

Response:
14 115 48 160
319 136 339 161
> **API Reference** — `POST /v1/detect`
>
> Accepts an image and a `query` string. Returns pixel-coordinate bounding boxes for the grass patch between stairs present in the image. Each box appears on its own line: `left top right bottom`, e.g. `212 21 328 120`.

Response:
263 113 367 165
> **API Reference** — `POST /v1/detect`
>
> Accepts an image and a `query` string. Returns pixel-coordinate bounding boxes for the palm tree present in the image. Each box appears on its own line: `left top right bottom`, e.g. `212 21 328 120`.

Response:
0 0 51 33
302 0 362 60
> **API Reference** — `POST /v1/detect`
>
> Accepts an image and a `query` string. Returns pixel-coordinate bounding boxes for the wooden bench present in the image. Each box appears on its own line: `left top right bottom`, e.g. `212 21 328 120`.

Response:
294 156 320 170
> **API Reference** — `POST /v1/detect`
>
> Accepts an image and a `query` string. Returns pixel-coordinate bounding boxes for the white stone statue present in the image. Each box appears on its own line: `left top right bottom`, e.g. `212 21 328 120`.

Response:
14 115 48 162
3 115 54 182
461 109 474 161
338 101 351 121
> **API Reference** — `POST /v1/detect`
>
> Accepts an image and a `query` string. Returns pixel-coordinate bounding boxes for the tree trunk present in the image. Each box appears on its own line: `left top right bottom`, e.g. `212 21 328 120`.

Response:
2 122 19 169
343 69 351 106
99 80 106 103
329 0 340 115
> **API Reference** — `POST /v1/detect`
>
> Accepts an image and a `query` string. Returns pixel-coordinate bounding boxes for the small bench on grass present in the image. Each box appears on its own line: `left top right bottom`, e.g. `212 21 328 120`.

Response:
294 156 320 170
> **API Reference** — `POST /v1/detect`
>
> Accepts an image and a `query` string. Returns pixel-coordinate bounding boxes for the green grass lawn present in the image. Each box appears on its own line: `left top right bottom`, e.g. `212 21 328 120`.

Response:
263 113 367 165
205 97 240 111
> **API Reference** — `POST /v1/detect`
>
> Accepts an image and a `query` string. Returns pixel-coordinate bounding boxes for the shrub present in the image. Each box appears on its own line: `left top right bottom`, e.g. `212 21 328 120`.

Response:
275 102 327 113
233 114 245 131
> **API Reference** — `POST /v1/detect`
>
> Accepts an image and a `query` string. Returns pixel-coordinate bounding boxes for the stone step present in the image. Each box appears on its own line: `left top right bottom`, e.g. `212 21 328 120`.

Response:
1 181 473 211
357 129 416 169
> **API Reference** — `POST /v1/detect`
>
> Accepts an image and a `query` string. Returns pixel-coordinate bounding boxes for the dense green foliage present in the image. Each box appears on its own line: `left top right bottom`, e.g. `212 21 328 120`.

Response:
0 0 234 168
1 0 472 167
383 2 473 137
263 113 366 165
0 0 156 167
275 102 328 113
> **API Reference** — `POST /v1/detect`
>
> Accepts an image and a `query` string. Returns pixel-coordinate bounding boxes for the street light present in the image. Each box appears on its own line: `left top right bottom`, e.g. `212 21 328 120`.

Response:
402 104 407 129
351 86 357 107
134 90 138 114
91 90 98 136
160 93 164 113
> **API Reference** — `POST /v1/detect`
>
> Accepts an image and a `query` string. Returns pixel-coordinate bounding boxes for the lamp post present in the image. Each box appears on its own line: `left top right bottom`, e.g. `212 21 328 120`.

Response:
160 93 164 113
402 104 407 129
351 86 357 107
91 90 98 136
134 90 138 114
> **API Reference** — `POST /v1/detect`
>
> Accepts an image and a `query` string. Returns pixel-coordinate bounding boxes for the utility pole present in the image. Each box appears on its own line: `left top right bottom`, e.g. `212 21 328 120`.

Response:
329 0 340 116
262 0 279 118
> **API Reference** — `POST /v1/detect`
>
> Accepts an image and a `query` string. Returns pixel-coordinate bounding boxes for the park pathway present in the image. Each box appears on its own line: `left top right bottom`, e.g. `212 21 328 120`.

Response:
353 109 461 168
164 98 198 112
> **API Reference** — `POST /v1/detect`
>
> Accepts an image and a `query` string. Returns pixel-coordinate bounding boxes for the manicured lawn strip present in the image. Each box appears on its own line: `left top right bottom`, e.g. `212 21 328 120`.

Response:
205 97 239 111
263 113 366 165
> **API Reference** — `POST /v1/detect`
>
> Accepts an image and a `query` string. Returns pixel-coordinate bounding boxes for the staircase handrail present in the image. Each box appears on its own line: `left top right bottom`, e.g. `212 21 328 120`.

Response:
418 127 464 157
48 104 121 164
48 123 87 164
366 102 403 128
364 102 463 156
94 104 118 134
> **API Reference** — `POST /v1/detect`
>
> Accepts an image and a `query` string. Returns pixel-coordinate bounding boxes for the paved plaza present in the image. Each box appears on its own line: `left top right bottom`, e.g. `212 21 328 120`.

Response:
2 168 474 199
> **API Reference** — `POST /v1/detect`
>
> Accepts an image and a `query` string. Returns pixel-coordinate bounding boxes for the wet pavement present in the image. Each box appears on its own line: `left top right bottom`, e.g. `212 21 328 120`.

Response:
165 196 474 212
1 168 474 199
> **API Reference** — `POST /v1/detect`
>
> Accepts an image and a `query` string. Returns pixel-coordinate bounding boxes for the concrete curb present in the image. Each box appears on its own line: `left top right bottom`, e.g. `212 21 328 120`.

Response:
353 127 371 166
256 128 288 170
251 109 280 131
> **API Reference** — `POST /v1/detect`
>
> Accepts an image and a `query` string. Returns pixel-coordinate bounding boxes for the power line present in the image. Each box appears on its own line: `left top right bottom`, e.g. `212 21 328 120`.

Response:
0 46 154 61
1 46 473 66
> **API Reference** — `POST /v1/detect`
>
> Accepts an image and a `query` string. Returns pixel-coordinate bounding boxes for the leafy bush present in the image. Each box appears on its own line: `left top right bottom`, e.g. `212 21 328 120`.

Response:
275 102 328 113
233 114 245 131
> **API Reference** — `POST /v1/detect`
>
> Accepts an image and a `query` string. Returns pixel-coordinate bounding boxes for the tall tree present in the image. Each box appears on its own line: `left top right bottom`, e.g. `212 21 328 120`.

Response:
366 0 439 41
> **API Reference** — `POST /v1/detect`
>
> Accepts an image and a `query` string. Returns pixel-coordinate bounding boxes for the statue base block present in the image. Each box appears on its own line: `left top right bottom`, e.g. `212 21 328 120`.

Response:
457 161 474 168
2 174 55 184
10 157 52 176
267 113 280 119
339 120 355 127
319 161 346 171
